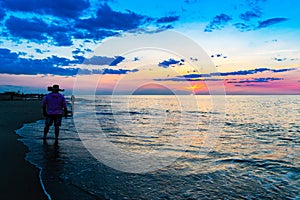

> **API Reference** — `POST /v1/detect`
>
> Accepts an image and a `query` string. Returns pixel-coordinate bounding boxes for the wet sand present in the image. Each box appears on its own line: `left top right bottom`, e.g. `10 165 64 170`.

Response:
0 100 48 200
0 100 103 200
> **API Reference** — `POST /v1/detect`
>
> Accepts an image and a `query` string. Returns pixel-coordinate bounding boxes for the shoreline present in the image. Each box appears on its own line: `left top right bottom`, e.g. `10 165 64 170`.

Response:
0 100 48 200
5 100 103 200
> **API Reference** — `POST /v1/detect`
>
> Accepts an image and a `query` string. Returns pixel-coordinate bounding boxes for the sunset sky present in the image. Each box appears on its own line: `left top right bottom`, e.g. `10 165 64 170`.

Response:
0 0 299 95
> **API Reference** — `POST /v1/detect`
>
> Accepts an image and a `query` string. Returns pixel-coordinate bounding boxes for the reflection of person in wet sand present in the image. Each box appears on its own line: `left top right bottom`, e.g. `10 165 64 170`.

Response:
71 95 75 116
42 84 67 141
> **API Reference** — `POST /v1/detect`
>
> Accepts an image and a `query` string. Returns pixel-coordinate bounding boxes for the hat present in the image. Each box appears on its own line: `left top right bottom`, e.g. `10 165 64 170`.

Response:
52 84 64 91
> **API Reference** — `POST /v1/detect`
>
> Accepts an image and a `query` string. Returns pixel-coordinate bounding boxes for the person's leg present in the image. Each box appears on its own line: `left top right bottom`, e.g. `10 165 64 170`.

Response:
44 116 53 139
54 126 60 139
43 125 50 139
54 115 62 139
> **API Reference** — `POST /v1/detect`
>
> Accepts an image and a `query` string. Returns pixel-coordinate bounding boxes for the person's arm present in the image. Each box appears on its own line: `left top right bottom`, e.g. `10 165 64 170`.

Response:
42 96 47 117
43 106 47 117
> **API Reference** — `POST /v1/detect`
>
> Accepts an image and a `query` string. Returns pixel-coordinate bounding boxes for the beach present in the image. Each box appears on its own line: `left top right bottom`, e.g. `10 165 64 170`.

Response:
0 100 47 200
0 99 103 200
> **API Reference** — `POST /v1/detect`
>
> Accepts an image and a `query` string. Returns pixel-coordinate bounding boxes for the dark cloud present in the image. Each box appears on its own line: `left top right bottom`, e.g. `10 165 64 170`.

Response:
271 68 295 73
80 55 125 66
157 16 179 23
3 3 177 46
76 4 148 31
0 48 136 76
5 16 73 46
274 57 287 62
228 77 283 84
240 11 262 21
72 30 119 41
158 58 184 68
211 53 227 59
72 48 84 55
0 48 79 76
79 68 138 75
153 67 296 82
144 25 174 33
204 14 232 32
215 67 296 76
234 8 288 32
3 0 90 19
101 68 138 75
181 74 211 78
257 18 288 29
5 16 49 42
5 16 119 46
153 77 222 82
0 6 6 20
35 49 43 54
233 22 254 32
52 32 73 46
109 56 125 66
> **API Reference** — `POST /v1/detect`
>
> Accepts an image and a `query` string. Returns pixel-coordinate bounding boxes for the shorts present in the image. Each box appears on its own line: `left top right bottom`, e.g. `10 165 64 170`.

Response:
45 114 62 127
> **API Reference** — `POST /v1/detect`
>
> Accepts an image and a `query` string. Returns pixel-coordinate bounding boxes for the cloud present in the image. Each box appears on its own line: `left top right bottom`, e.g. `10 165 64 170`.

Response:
3 0 90 19
215 67 296 76
83 55 125 66
153 67 297 82
274 57 287 62
3 3 158 46
34 49 43 54
0 6 6 20
239 11 262 21
157 16 179 23
79 68 138 75
109 56 125 66
101 68 138 74
204 14 232 32
271 68 295 73
5 16 73 46
257 18 288 29
211 53 227 59
84 56 116 65
5 17 49 42
233 22 254 32
190 57 198 62
0 48 136 76
76 4 148 31
153 77 222 82
72 48 84 55
3 3 177 46
72 30 119 41
158 58 184 68
227 77 283 84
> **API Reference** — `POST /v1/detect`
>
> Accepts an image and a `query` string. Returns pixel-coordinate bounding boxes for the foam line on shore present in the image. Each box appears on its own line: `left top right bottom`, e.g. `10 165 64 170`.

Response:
39 167 52 200
16 123 52 200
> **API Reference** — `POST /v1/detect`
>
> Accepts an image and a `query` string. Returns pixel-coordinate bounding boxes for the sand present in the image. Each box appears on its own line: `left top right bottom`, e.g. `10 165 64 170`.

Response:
0 100 48 200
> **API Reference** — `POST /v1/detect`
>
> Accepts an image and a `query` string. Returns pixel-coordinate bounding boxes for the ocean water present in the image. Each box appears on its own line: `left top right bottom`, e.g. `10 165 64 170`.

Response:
17 95 300 199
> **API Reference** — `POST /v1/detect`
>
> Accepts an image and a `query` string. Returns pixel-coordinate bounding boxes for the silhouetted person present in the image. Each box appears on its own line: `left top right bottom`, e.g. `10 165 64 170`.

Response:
42 84 67 140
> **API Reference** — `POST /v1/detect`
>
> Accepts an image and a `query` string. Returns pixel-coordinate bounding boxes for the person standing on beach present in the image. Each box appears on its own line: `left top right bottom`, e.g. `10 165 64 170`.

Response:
42 84 67 140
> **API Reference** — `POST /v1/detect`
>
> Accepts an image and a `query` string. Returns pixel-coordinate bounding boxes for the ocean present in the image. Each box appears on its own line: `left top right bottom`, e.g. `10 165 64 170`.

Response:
17 95 300 199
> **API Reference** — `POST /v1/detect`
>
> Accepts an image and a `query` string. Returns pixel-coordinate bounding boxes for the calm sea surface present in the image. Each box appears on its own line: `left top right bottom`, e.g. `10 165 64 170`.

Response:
17 95 300 199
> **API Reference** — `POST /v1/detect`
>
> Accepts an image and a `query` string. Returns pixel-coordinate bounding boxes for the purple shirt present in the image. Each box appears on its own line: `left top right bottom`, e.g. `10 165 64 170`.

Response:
42 93 67 115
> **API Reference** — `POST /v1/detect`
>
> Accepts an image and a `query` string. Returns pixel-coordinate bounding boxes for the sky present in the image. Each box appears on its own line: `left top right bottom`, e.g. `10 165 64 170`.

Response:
0 0 299 95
